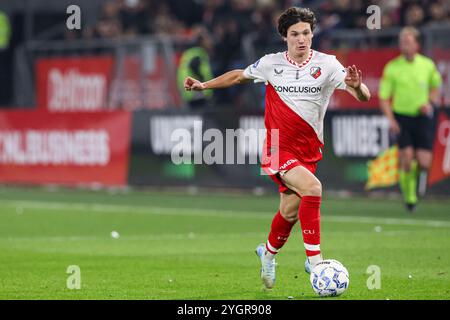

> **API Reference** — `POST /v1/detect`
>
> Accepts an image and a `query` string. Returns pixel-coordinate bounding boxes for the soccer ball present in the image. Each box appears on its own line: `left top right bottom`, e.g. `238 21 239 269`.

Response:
310 259 349 297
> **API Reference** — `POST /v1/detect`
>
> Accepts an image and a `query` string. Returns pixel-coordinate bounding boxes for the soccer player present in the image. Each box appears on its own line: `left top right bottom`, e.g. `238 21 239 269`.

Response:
184 7 370 289
379 27 442 212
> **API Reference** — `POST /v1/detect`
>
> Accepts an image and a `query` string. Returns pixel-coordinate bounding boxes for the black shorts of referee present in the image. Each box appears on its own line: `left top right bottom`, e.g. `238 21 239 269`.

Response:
393 112 435 151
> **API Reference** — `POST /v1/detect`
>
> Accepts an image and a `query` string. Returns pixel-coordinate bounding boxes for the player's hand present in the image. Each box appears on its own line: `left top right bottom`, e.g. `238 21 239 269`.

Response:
184 77 206 91
420 103 434 117
389 118 401 136
344 65 362 89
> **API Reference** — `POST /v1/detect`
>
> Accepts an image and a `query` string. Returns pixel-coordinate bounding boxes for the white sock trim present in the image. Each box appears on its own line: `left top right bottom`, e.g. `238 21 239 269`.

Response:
304 243 320 251
266 241 279 254
308 253 323 266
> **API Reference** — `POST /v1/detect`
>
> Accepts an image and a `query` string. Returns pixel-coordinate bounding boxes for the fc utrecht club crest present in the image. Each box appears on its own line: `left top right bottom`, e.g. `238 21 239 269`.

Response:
310 67 321 79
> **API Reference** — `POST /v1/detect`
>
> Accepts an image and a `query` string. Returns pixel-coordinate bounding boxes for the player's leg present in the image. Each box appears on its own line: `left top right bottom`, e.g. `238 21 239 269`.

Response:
415 149 432 171
398 146 418 210
395 114 418 211
415 114 435 197
416 149 433 197
266 190 300 254
256 190 300 288
280 165 323 270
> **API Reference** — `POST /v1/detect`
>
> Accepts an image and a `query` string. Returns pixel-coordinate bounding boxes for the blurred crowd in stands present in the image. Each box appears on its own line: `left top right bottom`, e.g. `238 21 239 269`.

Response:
74 0 450 41
2 0 448 108
61 0 450 108
66 0 448 105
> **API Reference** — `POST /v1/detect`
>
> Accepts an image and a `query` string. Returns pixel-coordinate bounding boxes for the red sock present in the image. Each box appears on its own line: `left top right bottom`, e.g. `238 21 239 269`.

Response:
298 196 321 257
266 211 296 254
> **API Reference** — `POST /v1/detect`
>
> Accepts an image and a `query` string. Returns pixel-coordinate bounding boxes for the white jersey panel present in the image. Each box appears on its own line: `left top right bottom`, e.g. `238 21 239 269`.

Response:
244 50 347 143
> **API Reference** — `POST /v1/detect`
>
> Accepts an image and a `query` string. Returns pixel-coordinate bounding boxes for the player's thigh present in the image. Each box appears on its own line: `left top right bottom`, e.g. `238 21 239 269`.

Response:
415 149 433 170
280 165 322 197
279 190 300 222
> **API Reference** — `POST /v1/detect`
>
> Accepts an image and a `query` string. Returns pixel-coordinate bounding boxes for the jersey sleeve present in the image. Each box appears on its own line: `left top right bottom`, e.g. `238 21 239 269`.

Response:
378 63 393 100
328 57 347 90
243 56 268 84
429 61 442 89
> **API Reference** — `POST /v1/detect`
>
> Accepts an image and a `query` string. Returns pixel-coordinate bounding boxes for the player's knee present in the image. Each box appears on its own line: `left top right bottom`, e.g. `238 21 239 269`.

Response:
279 207 298 223
415 150 433 171
309 183 322 197
418 159 431 171
280 212 298 223
301 180 322 197
399 151 414 170
400 157 412 171
279 200 299 223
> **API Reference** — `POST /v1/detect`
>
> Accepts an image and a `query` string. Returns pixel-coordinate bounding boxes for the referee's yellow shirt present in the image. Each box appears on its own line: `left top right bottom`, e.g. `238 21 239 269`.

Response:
379 54 442 116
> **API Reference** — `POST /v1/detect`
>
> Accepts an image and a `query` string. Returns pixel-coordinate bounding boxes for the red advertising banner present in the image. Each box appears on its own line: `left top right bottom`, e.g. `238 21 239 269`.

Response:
109 55 182 110
0 111 131 186
428 111 450 186
36 56 114 111
328 48 400 110
36 54 182 111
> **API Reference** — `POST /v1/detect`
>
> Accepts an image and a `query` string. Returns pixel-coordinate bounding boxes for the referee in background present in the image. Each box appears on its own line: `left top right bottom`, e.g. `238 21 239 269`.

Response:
379 27 442 212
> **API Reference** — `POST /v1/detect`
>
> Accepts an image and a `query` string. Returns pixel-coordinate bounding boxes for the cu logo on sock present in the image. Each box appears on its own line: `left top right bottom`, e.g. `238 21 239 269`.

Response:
303 230 315 234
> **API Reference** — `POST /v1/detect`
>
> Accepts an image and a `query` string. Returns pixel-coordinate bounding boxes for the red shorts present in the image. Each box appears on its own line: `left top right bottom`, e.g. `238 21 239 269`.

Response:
261 149 318 194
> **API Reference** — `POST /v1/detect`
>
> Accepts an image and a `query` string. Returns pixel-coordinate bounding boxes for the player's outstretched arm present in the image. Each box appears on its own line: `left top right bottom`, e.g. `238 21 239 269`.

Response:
184 69 250 91
344 65 371 102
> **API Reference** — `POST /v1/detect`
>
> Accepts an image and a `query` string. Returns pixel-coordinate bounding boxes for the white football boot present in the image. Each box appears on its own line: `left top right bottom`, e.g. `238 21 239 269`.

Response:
305 254 323 274
304 259 312 274
255 243 276 289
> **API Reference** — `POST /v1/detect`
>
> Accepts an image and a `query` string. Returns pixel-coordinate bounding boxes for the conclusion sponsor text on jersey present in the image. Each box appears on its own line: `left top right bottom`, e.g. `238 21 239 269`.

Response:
273 86 322 94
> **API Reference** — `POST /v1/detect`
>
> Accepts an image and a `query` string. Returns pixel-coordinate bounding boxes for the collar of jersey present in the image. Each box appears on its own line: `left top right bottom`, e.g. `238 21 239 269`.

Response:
399 54 419 64
285 49 314 69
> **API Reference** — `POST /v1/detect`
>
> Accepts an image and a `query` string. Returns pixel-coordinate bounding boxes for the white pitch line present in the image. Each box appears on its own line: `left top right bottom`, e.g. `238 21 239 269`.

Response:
1 232 270 242
3 200 264 218
2 200 450 228
324 216 450 228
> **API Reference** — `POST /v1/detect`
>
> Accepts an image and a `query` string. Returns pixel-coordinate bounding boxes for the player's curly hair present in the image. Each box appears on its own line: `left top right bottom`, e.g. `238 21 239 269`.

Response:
277 7 316 37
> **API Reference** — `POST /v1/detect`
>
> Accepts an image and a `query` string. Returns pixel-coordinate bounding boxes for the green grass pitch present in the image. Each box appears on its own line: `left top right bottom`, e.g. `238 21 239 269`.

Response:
0 185 449 300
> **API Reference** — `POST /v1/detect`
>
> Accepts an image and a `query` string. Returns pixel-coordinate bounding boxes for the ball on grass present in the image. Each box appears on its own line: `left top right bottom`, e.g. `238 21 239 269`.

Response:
111 231 120 239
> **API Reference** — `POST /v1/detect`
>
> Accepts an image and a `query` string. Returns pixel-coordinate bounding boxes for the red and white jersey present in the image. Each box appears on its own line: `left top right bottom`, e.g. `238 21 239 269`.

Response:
243 49 347 166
